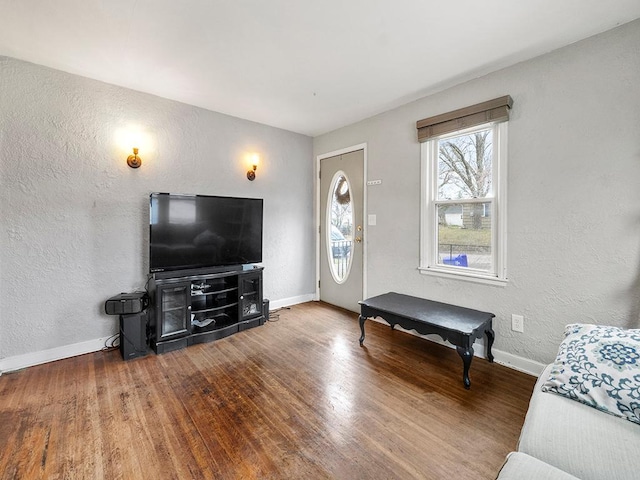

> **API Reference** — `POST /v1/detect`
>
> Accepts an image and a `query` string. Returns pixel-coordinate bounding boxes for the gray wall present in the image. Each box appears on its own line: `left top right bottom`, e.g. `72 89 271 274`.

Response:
0 57 314 360
314 20 640 365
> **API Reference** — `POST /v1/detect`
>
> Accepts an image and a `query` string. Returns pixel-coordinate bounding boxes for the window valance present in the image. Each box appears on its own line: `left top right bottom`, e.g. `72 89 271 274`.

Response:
416 95 513 142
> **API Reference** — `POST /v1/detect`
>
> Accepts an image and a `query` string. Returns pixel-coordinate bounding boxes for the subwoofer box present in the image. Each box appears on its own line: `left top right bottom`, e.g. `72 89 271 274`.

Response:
119 312 148 360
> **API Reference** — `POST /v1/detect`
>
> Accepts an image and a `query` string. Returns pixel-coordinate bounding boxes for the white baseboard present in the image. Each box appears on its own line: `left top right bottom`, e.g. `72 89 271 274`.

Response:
492 350 546 377
0 336 113 375
371 318 546 378
269 293 315 311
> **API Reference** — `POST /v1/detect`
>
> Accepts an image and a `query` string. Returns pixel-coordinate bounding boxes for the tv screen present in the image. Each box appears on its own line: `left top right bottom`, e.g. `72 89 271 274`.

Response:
149 193 263 273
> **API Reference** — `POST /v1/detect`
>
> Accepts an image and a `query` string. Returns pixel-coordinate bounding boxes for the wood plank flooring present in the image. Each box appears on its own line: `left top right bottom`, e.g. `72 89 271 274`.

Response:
0 301 536 479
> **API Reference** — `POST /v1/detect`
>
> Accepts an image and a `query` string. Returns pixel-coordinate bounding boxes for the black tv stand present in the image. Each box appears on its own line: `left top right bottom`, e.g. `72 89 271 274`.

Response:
148 266 264 354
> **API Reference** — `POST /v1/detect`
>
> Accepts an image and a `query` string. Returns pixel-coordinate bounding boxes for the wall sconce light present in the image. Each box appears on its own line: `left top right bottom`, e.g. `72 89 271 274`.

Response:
127 147 142 169
247 154 259 181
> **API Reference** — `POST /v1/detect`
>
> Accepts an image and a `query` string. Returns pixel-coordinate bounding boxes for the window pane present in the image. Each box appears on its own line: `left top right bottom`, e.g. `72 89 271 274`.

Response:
437 128 493 200
437 203 492 271
327 173 353 282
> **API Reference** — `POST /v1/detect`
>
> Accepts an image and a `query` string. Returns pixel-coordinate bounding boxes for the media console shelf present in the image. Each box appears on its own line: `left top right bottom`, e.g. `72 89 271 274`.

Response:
149 266 264 354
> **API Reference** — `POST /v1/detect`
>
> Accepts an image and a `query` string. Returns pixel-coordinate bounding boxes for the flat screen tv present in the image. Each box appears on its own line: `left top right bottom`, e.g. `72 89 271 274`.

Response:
149 193 263 273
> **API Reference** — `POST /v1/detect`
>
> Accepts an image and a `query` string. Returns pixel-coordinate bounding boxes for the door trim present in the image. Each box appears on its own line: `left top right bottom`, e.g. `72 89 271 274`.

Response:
315 143 368 303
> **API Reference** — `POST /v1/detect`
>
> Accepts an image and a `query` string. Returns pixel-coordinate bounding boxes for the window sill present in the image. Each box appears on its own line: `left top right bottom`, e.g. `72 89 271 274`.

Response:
418 266 508 287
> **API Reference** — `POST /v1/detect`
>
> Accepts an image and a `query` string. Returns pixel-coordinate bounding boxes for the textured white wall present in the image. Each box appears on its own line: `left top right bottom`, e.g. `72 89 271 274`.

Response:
314 20 640 365
0 57 314 360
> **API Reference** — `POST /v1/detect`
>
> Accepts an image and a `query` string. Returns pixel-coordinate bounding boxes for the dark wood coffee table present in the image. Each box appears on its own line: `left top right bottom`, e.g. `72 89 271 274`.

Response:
358 292 495 389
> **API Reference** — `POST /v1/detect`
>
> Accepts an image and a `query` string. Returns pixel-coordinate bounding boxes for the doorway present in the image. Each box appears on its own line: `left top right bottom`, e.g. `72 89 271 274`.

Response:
318 146 365 313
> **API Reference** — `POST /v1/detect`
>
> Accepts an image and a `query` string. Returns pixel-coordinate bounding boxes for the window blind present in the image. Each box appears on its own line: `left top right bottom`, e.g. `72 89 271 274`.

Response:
416 95 513 142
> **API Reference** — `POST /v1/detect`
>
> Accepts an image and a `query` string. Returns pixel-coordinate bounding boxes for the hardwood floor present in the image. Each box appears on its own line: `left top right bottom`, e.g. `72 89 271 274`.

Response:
0 302 536 479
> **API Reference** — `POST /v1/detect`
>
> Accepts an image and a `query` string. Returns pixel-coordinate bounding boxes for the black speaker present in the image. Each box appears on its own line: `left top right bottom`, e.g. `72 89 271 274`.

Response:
119 312 148 360
105 292 148 315
262 299 270 322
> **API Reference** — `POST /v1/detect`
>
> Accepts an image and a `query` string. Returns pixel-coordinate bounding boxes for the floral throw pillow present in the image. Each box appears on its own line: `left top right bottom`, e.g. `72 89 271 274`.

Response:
542 323 640 425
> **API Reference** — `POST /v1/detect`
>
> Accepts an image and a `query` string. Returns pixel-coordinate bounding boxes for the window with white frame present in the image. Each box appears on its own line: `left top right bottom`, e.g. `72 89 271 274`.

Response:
416 96 511 284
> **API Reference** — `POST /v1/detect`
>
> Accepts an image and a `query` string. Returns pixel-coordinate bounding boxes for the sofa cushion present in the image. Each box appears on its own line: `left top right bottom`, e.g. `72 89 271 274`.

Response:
518 364 640 480
542 323 640 425
495 452 580 480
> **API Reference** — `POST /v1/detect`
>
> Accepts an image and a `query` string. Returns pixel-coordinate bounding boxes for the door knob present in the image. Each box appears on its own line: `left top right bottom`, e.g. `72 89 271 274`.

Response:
355 237 362 243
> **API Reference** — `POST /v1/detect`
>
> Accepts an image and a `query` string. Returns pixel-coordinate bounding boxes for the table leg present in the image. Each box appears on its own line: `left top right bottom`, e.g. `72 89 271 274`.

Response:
358 315 367 346
456 345 474 389
485 324 495 363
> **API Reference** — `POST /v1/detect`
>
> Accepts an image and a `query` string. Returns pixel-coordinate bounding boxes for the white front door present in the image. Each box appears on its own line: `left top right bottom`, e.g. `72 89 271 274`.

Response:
319 149 364 313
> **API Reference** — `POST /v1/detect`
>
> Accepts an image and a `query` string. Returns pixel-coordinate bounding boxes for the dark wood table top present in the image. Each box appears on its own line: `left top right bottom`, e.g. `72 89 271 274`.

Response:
359 292 495 334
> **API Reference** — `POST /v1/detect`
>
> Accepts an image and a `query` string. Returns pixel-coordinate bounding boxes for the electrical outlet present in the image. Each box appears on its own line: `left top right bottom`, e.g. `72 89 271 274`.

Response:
511 314 524 333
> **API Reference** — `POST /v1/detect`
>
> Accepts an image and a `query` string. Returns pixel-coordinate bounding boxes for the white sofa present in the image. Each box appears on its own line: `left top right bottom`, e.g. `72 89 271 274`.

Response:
497 323 640 480
497 358 640 479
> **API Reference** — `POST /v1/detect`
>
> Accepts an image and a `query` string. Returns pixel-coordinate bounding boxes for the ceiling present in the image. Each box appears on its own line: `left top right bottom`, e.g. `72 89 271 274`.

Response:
1 1 639 137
